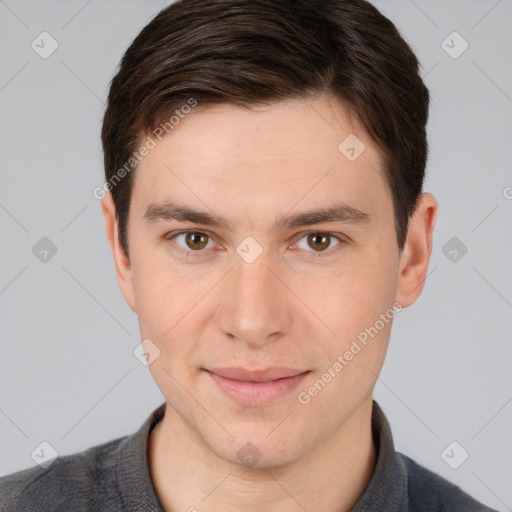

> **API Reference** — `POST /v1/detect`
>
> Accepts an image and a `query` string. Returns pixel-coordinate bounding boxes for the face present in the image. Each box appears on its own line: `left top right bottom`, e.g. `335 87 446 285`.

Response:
103 95 431 468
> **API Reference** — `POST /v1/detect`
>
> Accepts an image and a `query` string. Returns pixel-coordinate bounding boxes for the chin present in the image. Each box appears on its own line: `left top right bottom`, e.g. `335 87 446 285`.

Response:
203 427 312 470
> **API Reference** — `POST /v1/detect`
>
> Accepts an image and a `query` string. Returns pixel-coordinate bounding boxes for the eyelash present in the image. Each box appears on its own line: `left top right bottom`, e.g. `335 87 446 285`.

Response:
165 230 348 258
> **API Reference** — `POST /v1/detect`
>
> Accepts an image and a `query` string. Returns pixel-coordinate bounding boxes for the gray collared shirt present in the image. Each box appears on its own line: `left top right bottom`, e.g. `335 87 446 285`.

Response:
0 400 497 511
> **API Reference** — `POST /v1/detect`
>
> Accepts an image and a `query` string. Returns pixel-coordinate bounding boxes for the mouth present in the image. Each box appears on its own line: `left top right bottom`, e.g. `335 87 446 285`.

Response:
205 367 310 407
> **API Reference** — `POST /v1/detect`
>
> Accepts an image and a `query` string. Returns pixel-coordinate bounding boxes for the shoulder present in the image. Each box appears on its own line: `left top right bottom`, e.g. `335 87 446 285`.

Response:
0 435 126 512
398 452 498 512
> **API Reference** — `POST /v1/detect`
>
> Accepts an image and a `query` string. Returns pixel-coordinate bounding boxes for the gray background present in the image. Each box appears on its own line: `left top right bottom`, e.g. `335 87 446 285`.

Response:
0 0 511 510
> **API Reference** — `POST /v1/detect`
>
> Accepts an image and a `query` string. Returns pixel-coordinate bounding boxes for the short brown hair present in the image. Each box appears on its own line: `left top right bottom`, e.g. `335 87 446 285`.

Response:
101 0 429 258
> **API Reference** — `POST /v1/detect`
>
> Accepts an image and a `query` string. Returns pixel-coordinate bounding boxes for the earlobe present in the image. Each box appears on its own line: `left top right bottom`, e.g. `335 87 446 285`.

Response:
395 193 437 308
101 193 137 312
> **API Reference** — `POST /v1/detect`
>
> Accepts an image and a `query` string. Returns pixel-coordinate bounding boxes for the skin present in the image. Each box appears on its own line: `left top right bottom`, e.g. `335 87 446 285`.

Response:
102 94 437 512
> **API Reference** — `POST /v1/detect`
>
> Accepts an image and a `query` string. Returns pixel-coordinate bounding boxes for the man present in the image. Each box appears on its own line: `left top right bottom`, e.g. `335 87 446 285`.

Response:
0 0 498 510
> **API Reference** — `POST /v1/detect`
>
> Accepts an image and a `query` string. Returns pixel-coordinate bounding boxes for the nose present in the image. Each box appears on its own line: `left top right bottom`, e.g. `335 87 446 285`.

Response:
214 253 293 349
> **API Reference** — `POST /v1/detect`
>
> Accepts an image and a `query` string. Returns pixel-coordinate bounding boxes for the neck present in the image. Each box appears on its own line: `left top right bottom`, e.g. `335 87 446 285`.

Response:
148 398 377 512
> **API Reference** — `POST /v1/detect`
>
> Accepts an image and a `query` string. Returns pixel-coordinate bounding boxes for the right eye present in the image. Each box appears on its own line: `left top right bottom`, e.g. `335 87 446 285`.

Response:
166 230 217 254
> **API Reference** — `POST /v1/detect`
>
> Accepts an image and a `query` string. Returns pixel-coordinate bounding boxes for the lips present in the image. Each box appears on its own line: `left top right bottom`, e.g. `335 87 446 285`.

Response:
205 367 310 407
207 367 307 382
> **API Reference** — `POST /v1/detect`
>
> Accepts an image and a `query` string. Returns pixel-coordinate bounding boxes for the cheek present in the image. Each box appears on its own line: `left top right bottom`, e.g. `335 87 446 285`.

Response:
130 241 207 336
133 263 203 398
300 249 398 394
302 250 398 341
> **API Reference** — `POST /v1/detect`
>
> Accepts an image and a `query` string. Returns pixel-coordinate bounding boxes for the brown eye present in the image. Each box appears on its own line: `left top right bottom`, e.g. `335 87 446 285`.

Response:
307 233 332 251
167 231 215 253
184 232 209 250
294 232 343 255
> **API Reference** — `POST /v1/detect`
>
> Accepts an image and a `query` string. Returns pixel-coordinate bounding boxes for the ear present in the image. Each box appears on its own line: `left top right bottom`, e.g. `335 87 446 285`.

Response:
395 193 437 308
101 193 137 312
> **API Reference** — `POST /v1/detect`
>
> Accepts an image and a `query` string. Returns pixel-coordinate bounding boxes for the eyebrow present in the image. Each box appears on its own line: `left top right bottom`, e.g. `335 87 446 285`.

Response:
142 200 371 232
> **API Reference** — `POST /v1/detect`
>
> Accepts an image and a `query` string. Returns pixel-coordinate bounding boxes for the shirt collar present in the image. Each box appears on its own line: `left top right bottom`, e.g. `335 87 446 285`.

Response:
352 400 407 510
117 402 167 511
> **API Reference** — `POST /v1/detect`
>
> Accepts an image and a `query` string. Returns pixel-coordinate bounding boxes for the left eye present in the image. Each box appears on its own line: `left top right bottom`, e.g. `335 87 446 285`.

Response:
294 232 342 253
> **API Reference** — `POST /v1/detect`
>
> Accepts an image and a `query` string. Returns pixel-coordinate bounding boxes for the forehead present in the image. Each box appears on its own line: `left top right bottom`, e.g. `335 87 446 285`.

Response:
132 95 392 230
